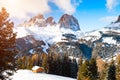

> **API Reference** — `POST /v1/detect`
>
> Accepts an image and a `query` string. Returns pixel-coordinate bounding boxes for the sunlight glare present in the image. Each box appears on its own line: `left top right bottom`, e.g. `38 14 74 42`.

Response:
8 0 18 4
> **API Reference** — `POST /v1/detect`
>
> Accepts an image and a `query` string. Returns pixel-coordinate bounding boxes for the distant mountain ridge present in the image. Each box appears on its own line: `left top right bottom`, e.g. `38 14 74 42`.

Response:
17 14 80 32
15 14 120 61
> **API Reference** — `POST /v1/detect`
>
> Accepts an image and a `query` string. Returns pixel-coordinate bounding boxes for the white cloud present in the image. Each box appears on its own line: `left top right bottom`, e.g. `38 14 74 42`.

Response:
72 0 82 6
0 0 81 20
0 0 51 19
51 0 82 14
106 0 119 10
99 16 118 23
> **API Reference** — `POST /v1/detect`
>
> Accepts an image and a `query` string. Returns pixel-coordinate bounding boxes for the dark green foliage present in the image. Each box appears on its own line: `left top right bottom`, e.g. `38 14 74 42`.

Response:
47 53 54 74
46 52 78 78
26 57 33 70
54 54 62 75
17 56 33 70
116 55 120 80
107 61 116 80
0 7 16 79
42 55 48 73
78 60 90 80
89 58 98 80
77 58 98 80
61 53 71 77
70 58 78 78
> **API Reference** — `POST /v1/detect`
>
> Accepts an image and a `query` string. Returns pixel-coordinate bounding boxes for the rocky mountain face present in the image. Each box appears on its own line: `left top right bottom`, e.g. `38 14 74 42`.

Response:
18 14 80 32
15 14 81 57
15 14 120 60
59 14 80 31
49 41 92 60
115 15 120 23
46 17 56 26
82 15 120 60
18 14 56 27
16 35 49 56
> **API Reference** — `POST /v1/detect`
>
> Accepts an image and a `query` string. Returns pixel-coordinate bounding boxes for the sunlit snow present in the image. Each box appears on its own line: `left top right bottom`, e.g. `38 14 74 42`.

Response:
11 70 76 80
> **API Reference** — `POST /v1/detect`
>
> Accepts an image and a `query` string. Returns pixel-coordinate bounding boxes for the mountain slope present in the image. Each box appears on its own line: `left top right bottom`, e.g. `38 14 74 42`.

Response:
81 16 120 60
14 13 120 60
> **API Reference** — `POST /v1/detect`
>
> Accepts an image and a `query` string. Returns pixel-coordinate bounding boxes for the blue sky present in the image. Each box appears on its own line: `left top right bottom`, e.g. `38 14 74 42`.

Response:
45 0 120 32
0 0 120 32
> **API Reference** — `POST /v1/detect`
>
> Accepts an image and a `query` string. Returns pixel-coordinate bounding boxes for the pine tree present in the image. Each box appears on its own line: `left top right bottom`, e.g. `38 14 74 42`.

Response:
116 54 120 80
56 53 62 75
26 56 33 70
89 58 98 80
17 58 23 69
21 56 27 69
107 60 116 80
70 58 78 78
62 53 71 77
42 55 48 73
0 7 16 79
78 60 90 80
47 53 54 74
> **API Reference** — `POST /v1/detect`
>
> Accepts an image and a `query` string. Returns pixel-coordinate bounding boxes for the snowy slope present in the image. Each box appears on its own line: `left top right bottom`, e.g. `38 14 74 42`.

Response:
14 25 62 45
80 21 120 60
14 25 82 45
11 70 76 80
83 22 120 44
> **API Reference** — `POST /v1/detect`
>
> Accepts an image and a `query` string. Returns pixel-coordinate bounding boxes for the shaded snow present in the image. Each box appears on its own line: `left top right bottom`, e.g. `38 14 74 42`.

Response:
11 70 76 80
41 41 49 53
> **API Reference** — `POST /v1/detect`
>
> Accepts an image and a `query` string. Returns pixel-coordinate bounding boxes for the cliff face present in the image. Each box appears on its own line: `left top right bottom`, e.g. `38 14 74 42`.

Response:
115 15 120 23
59 14 80 31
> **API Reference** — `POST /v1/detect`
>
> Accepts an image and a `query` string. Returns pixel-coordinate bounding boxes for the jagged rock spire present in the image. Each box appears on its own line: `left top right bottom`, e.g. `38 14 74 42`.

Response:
115 15 120 23
59 14 80 31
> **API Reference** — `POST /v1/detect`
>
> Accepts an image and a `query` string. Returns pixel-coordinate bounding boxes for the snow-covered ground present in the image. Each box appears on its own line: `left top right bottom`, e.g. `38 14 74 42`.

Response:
11 70 76 80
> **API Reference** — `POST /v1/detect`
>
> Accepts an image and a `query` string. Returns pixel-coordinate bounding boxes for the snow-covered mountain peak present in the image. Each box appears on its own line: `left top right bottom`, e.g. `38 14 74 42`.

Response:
59 14 80 31
18 14 47 27
14 14 83 55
